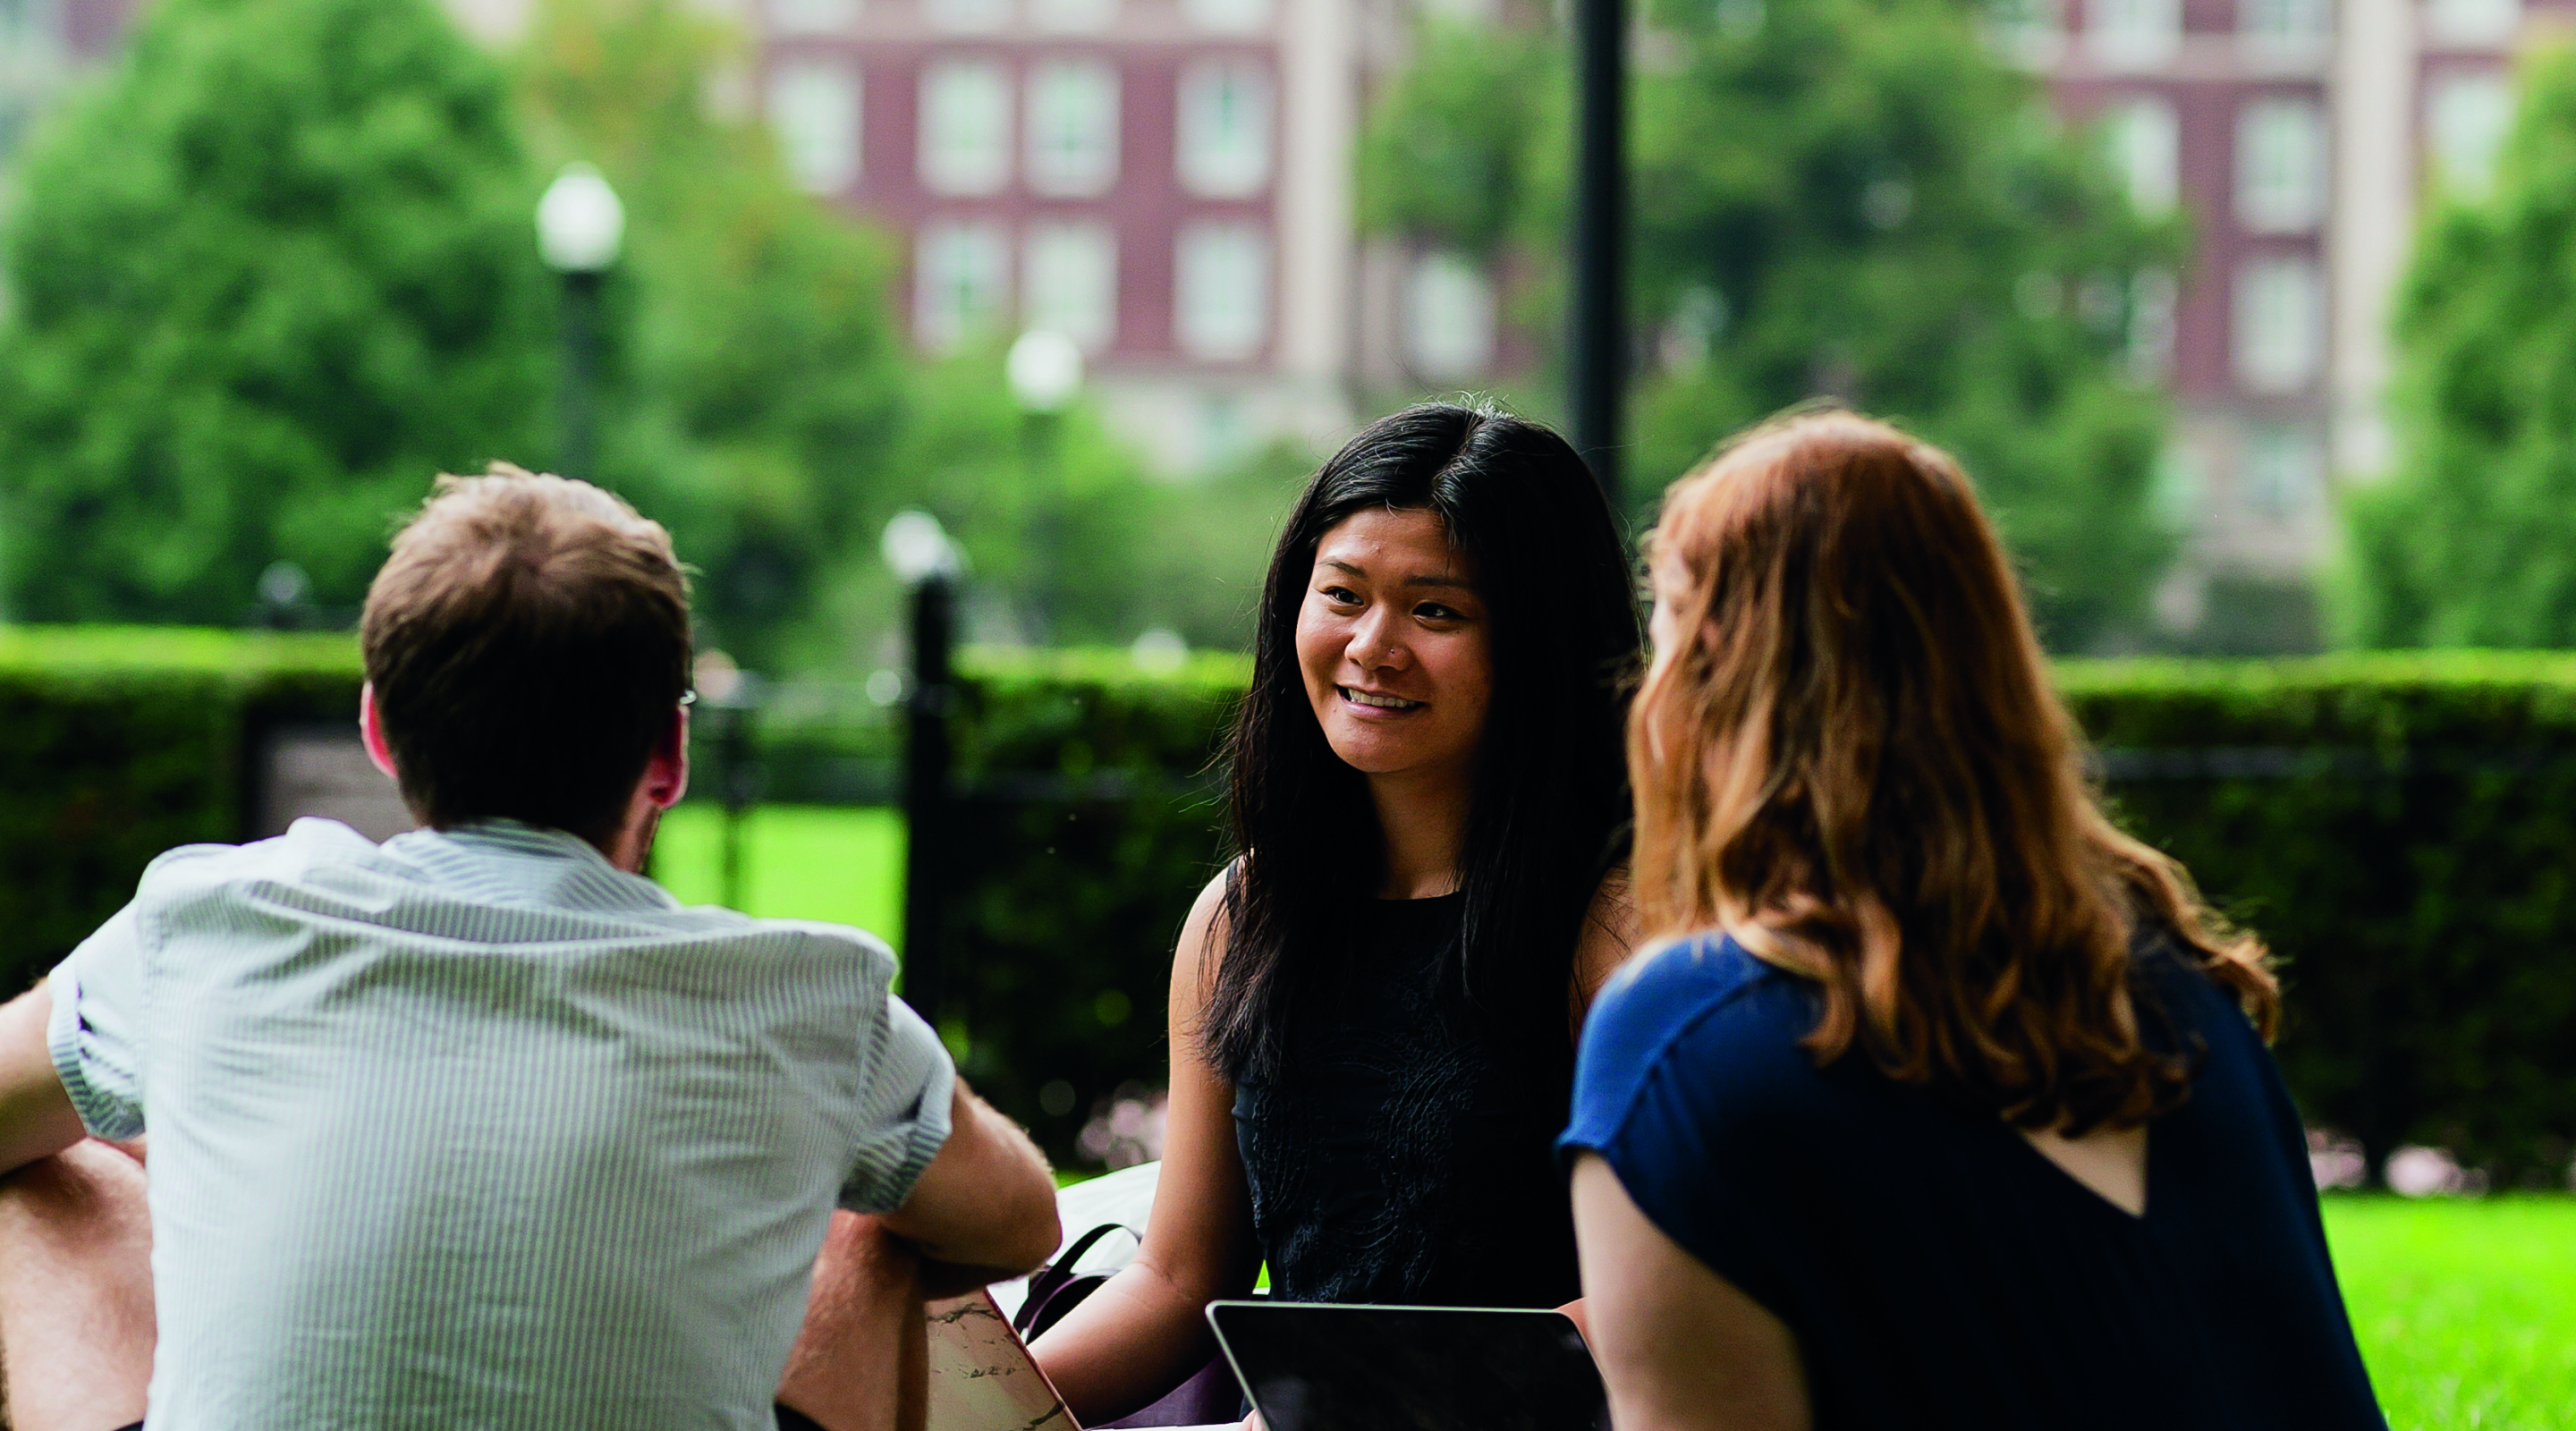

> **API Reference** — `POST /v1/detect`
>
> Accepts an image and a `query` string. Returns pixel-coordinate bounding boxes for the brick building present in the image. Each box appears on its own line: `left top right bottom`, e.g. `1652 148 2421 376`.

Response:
755 0 1376 474
2027 0 2557 639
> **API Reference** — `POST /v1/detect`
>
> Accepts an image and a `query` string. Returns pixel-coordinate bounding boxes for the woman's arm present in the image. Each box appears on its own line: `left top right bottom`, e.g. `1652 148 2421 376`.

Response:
1571 1154 1809 1431
1553 871 1642 1338
1571 868 1642 1032
1030 874 1264 1424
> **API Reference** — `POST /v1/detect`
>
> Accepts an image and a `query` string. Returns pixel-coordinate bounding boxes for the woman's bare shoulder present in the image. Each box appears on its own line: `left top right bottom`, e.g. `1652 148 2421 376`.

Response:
1168 861 1240 1011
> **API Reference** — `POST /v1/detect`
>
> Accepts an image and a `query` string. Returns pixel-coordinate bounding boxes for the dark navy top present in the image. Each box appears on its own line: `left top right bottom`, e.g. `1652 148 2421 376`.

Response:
1560 931 2386 1431
1235 893 1583 1308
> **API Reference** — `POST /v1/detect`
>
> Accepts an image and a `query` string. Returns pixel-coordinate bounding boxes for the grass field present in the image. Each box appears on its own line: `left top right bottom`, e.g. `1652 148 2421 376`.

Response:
658 806 2572 1427
653 804 905 944
2327 1197 2576 1430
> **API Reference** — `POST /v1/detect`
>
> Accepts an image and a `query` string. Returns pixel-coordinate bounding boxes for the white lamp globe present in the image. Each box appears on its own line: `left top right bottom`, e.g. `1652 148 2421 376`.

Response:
882 509 961 584
537 163 626 274
1006 329 1085 414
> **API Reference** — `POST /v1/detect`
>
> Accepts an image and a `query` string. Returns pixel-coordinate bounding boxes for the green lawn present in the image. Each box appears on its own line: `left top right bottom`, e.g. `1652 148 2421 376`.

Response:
651 807 2571 1427
652 804 904 944
2327 1197 2576 1430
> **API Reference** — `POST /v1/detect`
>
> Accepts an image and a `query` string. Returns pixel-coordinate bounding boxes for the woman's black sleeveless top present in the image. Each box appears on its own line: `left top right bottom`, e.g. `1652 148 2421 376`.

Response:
1231 893 1583 1308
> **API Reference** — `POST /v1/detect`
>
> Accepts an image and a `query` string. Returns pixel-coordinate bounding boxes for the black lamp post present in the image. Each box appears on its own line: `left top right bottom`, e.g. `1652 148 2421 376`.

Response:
884 511 962 1023
537 162 625 483
1571 0 1627 508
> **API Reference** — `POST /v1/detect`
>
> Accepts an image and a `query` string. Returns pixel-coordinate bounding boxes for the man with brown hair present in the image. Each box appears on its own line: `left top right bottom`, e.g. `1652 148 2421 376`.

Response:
0 468 1059 1431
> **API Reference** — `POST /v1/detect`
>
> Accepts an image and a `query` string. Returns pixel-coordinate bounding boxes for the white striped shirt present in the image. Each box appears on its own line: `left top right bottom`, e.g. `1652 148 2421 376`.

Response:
46 817 953 1431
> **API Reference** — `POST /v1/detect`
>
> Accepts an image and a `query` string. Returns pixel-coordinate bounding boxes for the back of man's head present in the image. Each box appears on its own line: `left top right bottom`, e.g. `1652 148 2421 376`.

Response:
362 466 691 845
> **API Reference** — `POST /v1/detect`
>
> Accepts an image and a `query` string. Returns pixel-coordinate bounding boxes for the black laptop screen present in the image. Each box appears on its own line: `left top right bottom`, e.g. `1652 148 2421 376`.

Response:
1205 1301 1610 1431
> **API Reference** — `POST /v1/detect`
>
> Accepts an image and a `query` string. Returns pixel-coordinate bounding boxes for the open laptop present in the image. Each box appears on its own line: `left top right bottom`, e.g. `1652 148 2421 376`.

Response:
1206 1301 1610 1431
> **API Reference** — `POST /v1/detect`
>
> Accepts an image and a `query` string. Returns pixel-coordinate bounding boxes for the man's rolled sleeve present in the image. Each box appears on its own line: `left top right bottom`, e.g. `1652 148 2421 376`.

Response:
838 996 955 1215
45 905 148 1141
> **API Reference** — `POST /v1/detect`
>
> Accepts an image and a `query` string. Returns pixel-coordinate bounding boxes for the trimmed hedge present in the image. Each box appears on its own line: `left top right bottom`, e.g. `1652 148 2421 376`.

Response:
0 627 364 995
935 648 1248 1159
943 650 2576 1179
2060 654 2576 1184
5 631 2572 1182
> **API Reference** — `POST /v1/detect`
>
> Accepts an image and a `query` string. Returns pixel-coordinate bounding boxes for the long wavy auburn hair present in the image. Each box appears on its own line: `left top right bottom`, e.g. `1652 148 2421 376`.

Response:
1629 410 2278 1133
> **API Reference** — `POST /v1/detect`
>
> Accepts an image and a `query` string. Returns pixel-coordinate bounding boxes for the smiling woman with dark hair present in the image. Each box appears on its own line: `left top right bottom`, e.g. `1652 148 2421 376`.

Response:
1030 402 1644 1425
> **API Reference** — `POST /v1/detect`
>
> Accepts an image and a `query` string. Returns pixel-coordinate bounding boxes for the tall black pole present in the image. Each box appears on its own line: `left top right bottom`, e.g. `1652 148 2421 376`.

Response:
717 699 757 912
901 574 956 1025
560 269 601 482
1572 0 1627 507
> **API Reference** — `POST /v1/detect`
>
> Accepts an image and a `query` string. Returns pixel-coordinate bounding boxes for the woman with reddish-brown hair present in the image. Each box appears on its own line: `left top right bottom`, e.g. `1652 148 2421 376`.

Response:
1559 410 2385 1431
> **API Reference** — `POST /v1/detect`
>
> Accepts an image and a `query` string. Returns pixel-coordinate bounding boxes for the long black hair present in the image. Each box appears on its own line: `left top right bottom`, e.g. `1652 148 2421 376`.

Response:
1200 402 1643 1095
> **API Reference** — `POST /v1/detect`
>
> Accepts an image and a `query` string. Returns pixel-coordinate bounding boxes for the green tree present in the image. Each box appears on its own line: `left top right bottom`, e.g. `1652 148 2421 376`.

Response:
0 0 552 621
2339 47 2576 647
517 0 912 669
521 0 1241 668
1360 0 2182 649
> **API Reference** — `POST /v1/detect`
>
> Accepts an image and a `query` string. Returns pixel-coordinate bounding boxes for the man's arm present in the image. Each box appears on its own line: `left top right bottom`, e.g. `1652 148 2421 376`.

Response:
0 987 87 1176
877 1080 1060 1299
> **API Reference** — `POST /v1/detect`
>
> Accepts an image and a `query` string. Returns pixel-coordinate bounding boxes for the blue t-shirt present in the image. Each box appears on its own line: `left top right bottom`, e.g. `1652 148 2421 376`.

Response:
1561 931 2385 1431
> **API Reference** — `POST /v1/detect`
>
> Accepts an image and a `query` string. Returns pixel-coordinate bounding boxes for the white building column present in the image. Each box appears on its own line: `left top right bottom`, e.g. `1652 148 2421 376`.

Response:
1274 0 1358 445
2329 0 2417 482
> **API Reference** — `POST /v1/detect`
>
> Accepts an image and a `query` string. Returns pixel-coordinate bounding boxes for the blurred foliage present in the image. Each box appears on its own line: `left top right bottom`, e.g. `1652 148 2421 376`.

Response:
514 0 907 670
2340 45 2576 648
0 0 553 622
804 364 1303 665
1356 20 1554 258
526 0 1299 667
0 0 1284 667
1358 0 2183 650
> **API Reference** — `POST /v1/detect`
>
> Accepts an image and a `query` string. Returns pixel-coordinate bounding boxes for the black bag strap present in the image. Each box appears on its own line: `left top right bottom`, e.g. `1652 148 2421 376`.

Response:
1013 1222 1137 1335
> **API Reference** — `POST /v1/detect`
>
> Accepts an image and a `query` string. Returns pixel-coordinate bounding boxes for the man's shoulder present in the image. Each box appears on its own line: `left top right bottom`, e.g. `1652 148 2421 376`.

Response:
135 817 388 898
722 916 901 976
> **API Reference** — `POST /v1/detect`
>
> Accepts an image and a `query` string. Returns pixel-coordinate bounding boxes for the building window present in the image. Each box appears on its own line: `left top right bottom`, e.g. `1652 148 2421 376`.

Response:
2235 97 2326 232
2085 0 2179 69
1026 61 1120 198
2101 96 2178 216
2127 267 2179 383
2236 0 2327 45
1987 0 2063 64
923 0 1012 31
1175 222 1270 360
1182 0 1275 34
1023 222 1118 351
767 0 860 34
2241 422 2323 519
919 59 1013 197
1176 61 1273 198
2427 72 2514 198
2424 0 2518 47
2233 256 2322 393
767 60 861 194
1028 0 1118 30
916 222 1010 351
1403 251 1497 381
